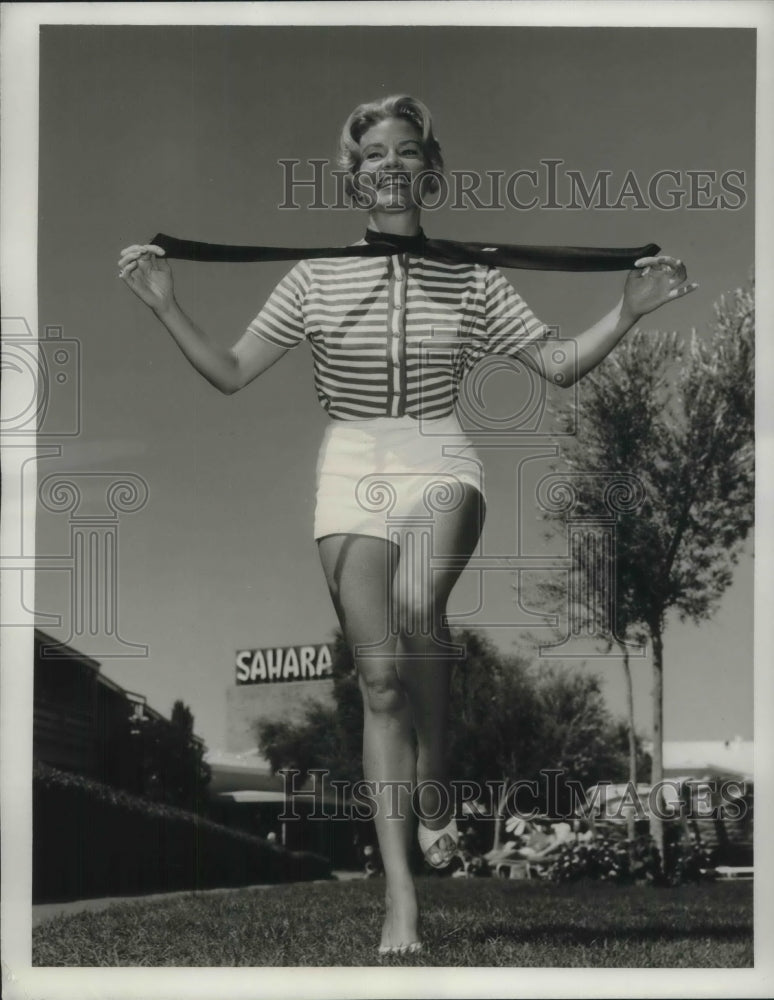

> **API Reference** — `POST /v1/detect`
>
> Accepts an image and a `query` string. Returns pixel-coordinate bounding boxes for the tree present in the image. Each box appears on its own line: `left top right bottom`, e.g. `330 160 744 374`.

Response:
541 277 754 868
446 632 542 850
449 638 647 848
171 699 194 735
129 700 211 812
525 531 650 846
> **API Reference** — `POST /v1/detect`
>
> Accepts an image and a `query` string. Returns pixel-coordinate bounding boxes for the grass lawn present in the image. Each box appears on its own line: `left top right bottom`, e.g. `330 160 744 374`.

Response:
32 877 753 968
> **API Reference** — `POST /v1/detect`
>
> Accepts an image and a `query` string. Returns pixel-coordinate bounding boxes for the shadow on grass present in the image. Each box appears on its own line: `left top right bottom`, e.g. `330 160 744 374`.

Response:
463 921 752 946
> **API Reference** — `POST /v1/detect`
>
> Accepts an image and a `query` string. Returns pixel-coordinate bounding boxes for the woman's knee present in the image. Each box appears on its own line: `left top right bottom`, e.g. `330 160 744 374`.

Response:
359 668 407 715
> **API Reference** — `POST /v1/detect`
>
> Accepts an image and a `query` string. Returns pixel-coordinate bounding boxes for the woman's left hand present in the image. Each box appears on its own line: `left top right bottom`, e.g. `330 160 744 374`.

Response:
623 255 698 318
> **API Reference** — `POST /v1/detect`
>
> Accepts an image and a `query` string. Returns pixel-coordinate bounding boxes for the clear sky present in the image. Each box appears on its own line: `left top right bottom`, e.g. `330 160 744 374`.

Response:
34 24 755 752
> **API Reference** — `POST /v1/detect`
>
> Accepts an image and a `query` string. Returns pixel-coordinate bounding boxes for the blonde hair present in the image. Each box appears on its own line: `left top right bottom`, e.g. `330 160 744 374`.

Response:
337 94 444 198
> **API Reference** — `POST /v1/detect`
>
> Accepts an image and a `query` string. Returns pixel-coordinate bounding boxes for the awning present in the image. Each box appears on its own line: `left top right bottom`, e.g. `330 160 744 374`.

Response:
215 790 289 804
204 749 352 805
205 749 285 795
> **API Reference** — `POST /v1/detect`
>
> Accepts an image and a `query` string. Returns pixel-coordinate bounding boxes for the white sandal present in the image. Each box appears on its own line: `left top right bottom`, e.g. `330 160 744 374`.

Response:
418 817 459 869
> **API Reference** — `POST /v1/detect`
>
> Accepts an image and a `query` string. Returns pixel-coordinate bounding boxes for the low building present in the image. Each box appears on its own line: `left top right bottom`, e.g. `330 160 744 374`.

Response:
33 628 204 788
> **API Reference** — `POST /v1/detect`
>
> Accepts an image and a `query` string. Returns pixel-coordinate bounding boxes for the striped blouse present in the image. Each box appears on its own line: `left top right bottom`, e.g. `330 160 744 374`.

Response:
246 238 548 420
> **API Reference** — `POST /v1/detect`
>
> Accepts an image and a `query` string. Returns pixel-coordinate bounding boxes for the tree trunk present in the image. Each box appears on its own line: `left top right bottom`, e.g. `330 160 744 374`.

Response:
650 627 665 874
491 775 510 853
620 645 638 851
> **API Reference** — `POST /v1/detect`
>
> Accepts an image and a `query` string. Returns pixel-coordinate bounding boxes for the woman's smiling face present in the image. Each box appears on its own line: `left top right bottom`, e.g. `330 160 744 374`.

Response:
355 117 427 212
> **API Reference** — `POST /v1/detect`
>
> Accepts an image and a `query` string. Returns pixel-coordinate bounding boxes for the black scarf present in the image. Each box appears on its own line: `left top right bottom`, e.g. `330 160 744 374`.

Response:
150 227 658 272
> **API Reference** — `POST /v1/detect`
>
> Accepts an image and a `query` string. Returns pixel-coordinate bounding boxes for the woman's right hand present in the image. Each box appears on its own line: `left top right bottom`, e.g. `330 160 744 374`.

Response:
118 244 175 313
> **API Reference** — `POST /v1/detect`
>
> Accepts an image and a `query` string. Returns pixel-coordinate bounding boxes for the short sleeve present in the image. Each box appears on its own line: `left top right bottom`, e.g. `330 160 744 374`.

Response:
246 261 311 349
482 266 548 358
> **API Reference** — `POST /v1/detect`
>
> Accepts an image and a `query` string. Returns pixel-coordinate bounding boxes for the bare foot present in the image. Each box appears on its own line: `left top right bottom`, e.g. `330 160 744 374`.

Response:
380 879 420 952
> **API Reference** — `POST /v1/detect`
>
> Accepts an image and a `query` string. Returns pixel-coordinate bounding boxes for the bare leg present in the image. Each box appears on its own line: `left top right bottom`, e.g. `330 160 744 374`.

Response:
395 485 485 863
317 533 418 949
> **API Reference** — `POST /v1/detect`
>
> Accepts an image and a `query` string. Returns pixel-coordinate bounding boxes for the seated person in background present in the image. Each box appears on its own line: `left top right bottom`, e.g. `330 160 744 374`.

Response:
516 821 562 860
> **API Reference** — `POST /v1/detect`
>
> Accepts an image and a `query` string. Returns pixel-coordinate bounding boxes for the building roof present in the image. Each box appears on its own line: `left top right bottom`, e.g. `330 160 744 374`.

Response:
34 629 204 743
34 629 101 670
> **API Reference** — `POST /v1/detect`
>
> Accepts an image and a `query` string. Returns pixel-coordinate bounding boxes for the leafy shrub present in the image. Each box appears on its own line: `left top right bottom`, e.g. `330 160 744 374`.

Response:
537 826 715 886
33 761 331 903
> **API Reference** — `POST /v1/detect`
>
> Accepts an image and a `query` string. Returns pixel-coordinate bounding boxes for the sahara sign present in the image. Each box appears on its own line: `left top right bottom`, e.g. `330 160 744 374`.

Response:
235 644 333 685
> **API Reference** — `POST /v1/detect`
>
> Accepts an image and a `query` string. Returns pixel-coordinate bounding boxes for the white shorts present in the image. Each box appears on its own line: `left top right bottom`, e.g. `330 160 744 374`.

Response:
314 412 484 542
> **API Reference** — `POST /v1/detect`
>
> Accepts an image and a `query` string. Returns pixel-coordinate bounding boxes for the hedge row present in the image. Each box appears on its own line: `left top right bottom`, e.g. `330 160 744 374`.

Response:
33 761 332 903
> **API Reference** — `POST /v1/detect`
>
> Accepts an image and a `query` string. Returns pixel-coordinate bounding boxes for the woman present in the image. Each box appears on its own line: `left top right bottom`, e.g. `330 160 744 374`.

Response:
118 95 696 956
